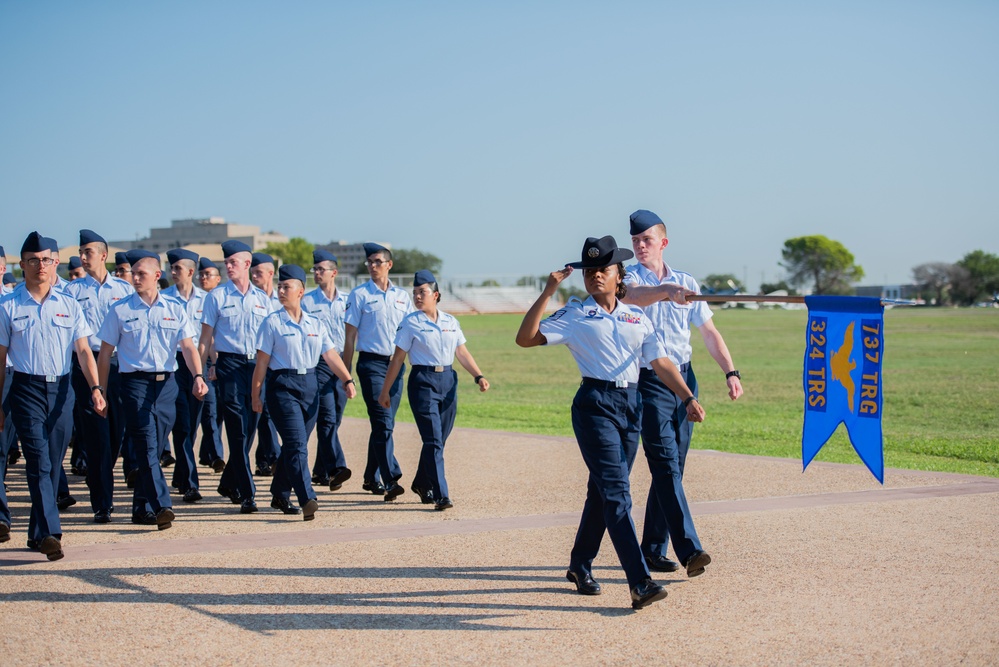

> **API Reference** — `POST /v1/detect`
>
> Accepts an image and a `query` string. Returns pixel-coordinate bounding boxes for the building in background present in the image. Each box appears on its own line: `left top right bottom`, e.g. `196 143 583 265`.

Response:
318 240 391 274
111 217 287 257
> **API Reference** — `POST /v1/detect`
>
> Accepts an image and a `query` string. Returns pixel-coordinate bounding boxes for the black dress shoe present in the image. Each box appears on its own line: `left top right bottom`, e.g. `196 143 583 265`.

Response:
56 494 77 510
645 554 681 573
126 469 138 489
311 474 330 486
217 485 240 502
155 508 175 531
94 510 112 524
566 569 602 596
270 496 301 515
26 538 39 551
683 550 712 578
211 458 226 473
240 499 258 514
39 535 64 561
302 498 319 522
411 484 435 504
183 488 203 503
434 497 453 511
383 483 404 501
630 579 668 609
70 465 87 476
254 463 273 477
329 468 352 491
160 452 176 468
131 512 157 525
7 449 20 466
362 480 386 495
0 522 10 543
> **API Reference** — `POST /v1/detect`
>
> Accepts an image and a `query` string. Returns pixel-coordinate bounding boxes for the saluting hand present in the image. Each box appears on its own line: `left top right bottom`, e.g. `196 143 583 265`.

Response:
544 266 574 293
193 377 209 401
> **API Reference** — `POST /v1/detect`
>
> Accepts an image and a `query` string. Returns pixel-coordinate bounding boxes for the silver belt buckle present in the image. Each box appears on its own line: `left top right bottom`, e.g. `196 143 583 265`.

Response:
615 380 628 388
246 353 255 360
46 375 57 383
155 374 166 382
296 368 307 375
434 365 443 372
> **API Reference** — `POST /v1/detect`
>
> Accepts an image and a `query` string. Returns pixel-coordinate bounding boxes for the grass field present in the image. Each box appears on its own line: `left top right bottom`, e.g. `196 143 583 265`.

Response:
344 307 999 478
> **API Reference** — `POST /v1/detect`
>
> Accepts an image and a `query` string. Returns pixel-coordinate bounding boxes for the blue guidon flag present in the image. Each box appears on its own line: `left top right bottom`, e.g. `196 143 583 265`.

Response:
802 296 885 482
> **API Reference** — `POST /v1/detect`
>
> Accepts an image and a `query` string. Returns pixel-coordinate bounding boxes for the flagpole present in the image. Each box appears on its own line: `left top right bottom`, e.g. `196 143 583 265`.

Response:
686 295 916 306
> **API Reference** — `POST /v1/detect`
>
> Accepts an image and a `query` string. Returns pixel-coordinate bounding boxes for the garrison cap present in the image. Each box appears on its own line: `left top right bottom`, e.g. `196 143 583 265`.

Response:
278 264 306 284
198 257 218 272
363 242 388 257
42 237 60 253
68 256 83 270
313 249 338 265
79 229 106 246
251 252 274 267
20 232 46 254
166 248 199 265
629 209 665 236
2 272 15 285
125 249 159 267
0 245 5 258
114 252 130 266
413 270 437 287
221 240 252 257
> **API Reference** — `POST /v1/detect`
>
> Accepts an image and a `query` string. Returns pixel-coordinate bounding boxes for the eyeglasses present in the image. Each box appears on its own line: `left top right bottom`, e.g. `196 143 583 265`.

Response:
311 267 334 274
365 259 388 267
24 257 58 268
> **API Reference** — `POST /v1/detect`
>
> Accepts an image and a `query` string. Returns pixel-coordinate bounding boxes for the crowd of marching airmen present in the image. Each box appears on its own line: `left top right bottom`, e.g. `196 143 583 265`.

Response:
1 209 743 610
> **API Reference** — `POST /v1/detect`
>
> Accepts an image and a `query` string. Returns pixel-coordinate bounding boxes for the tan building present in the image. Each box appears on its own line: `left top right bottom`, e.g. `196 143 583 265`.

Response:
111 217 288 254
319 240 392 274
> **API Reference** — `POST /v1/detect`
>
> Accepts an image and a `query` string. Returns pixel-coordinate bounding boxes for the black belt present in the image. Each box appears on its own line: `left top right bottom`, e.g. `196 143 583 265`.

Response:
122 371 173 382
269 368 316 376
13 371 68 383
217 351 256 362
580 377 634 390
358 351 390 363
411 364 451 373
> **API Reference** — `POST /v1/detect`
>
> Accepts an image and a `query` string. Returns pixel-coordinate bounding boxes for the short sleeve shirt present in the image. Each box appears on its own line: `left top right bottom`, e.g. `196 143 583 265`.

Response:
97 293 196 373
161 284 208 349
0 286 92 376
539 296 665 383
302 286 347 354
393 310 466 366
624 262 712 366
344 280 414 356
66 273 134 352
200 281 278 355
255 309 335 371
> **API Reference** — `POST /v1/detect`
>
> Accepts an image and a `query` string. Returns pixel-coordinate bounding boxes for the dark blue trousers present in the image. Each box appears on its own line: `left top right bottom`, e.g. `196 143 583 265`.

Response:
216 353 259 499
567 382 650 589
312 363 348 478
198 375 224 465
72 354 121 513
408 366 457 500
0 372 18 525
120 373 177 515
357 354 403 484
638 365 701 562
9 373 74 542
254 394 281 469
170 352 203 492
267 370 319 506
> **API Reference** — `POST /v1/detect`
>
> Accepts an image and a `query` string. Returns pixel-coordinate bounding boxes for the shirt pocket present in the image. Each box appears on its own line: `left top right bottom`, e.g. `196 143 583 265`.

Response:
50 315 75 330
362 301 383 315
10 317 34 337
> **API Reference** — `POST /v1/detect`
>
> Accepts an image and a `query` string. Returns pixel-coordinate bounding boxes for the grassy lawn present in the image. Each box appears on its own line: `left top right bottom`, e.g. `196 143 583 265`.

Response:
344 307 999 478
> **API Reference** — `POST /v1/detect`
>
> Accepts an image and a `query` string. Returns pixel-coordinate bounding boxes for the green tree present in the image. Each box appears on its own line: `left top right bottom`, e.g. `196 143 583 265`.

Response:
262 237 314 269
951 250 999 305
912 262 962 306
354 247 443 275
759 279 797 296
780 235 864 295
701 273 745 293
480 279 500 287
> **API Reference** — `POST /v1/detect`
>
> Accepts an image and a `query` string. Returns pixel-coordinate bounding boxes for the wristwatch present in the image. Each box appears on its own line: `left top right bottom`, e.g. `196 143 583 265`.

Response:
682 396 697 408
726 370 741 379
91 385 105 394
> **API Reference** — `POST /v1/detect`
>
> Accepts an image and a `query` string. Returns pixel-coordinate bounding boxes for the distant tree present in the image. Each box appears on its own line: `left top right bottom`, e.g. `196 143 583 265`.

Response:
951 250 999 305
780 235 864 295
480 279 500 287
701 273 745 293
354 247 444 275
759 280 797 296
262 237 314 269
912 262 961 306
557 285 587 304
517 275 545 287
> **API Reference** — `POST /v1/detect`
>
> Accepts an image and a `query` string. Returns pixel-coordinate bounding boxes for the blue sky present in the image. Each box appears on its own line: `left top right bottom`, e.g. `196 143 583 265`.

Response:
2 1 996 289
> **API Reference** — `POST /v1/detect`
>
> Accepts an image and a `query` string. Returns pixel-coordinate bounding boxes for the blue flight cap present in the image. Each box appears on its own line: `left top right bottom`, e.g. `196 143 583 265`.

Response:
166 248 199 265
114 252 130 266
0 245 5 258
20 232 46 254
413 270 437 287
278 264 306 284
221 240 252 257
198 257 218 272
125 249 159 267
567 236 634 269
68 256 83 270
2 272 15 285
313 249 338 265
363 242 388 257
79 229 106 246
251 252 274 267
629 209 665 236
42 237 60 253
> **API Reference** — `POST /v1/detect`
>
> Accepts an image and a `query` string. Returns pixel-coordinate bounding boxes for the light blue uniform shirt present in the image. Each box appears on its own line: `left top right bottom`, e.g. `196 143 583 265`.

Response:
161 284 207 348
344 280 414 357
66 273 134 352
200 281 277 355
0 286 92 377
256 309 336 372
539 296 666 384
97 293 197 373
302 286 347 354
393 310 467 366
624 262 712 366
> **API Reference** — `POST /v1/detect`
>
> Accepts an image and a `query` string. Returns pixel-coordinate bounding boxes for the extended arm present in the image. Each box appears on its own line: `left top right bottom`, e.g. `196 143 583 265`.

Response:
650 356 705 423
342 323 357 373
455 344 489 392
180 337 208 399
621 283 695 308
322 347 356 399
84 339 108 417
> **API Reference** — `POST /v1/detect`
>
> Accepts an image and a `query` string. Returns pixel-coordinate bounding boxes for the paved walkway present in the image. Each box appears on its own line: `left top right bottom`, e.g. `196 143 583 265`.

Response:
2 418 997 665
